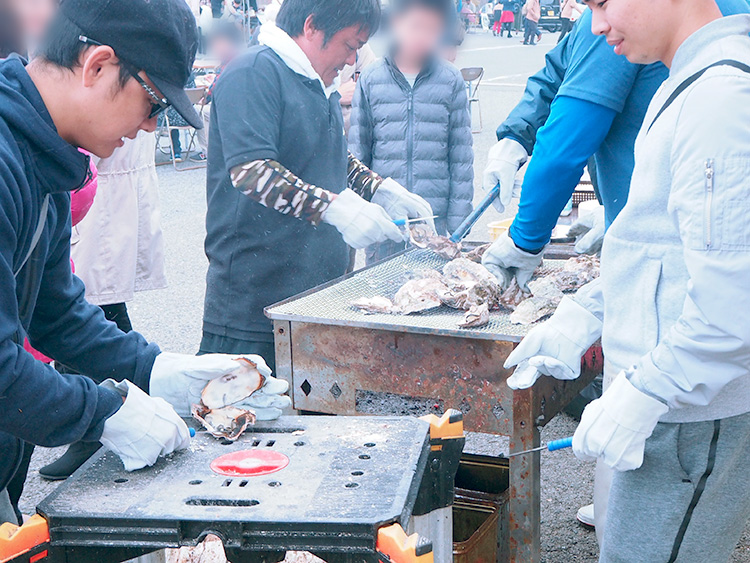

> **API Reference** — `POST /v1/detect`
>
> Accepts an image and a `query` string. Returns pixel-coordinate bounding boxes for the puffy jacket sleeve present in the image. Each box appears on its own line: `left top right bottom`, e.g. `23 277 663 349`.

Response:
348 76 374 167
0 165 122 447
446 71 474 234
495 24 570 152
26 201 160 392
631 75 750 409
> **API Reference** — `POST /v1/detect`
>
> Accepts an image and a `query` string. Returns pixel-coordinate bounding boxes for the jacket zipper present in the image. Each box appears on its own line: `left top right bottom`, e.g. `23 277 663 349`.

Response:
704 158 714 249
406 92 414 190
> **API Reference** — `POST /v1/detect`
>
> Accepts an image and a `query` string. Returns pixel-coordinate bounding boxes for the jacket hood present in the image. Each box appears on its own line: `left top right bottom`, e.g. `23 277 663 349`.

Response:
0 57 89 194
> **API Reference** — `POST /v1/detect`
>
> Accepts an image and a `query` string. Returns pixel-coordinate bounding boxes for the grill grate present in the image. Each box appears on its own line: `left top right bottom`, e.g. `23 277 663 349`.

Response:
266 248 568 342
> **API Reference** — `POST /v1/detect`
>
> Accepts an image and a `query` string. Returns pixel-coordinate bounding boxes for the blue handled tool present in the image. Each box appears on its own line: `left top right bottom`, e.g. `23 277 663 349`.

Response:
393 215 438 227
449 183 501 243
506 436 574 457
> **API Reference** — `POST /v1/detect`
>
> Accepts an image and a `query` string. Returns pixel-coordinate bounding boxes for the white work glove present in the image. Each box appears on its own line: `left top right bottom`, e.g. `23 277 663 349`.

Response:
371 178 437 233
234 375 292 420
482 138 529 213
504 297 602 389
568 204 605 254
573 371 669 471
322 188 405 249
482 231 544 291
149 352 272 416
99 379 191 472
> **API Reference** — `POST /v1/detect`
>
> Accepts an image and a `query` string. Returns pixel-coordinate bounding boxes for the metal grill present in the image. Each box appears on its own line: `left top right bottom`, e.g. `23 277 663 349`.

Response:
266 248 567 342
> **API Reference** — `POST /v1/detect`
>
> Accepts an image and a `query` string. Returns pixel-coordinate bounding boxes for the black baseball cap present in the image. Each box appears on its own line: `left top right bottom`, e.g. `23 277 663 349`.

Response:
61 0 202 128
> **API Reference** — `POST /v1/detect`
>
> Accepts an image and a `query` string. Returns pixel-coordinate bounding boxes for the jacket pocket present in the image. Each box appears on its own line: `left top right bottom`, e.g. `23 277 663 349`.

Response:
720 157 750 251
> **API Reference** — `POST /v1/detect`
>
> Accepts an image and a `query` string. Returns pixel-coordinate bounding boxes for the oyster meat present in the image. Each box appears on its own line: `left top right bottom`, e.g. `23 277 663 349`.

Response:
191 405 255 442
192 357 265 440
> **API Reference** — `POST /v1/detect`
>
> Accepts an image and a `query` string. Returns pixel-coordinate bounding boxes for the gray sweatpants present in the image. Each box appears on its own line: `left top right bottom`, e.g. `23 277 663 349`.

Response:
0 488 18 525
600 411 750 563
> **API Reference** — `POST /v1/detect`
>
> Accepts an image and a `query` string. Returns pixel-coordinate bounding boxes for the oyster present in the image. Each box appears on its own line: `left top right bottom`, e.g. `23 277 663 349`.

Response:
498 279 531 310
393 277 448 314
510 278 564 325
459 303 490 329
191 404 255 441
351 296 394 314
550 255 600 291
463 243 491 264
409 225 462 260
192 357 265 440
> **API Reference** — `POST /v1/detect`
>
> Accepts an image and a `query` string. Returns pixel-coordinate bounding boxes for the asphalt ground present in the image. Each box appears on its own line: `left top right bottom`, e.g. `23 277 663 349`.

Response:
18 27 750 562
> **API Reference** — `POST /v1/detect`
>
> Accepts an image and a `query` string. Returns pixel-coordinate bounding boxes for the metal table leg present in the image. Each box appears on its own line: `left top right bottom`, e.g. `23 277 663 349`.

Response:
508 389 541 563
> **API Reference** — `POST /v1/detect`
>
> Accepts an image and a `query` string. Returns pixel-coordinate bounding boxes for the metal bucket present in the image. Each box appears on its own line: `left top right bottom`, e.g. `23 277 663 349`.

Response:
453 454 510 563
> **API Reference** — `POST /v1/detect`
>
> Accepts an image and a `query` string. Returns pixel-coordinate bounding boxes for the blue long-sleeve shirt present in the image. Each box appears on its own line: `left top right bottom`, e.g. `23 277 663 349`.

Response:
499 1 750 251
0 58 160 490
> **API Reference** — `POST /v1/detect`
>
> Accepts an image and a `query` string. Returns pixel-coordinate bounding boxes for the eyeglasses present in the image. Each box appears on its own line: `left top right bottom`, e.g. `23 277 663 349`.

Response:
78 35 171 119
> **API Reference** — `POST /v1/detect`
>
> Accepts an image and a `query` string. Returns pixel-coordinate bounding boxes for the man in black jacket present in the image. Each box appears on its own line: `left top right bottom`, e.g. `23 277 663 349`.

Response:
0 0 272 524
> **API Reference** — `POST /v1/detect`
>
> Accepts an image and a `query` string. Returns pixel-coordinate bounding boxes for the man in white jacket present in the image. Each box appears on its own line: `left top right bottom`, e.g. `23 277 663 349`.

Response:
505 0 750 559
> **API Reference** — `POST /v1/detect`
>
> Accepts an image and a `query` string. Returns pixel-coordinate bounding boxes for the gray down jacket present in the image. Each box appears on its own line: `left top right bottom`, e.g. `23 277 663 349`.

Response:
349 55 474 235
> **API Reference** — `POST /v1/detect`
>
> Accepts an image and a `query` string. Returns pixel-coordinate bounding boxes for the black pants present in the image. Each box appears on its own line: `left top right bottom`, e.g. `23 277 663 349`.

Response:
558 18 574 43
170 129 182 155
502 21 513 36
524 19 539 44
199 331 276 372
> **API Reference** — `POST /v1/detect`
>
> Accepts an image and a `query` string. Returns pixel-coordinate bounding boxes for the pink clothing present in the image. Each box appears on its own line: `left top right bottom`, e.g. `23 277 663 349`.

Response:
524 0 540 22
70 150 98 226
561 0 584 20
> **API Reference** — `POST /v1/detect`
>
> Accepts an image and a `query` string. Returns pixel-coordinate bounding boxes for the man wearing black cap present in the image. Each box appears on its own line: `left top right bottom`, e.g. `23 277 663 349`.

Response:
0 0 284 524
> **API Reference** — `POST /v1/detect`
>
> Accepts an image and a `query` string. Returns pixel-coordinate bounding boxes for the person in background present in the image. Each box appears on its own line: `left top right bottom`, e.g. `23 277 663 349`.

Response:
498 0 516 37
522 0 540 45
339 44 377 137
0 0 23 58
11 0 56 57
558 0 584 43
349 0 473 264
492 1 503 35
201 0 433 368
193 21 246 160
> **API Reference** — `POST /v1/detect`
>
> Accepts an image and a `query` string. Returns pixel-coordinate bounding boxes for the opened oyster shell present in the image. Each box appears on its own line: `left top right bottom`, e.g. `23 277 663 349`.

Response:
192 357 265 440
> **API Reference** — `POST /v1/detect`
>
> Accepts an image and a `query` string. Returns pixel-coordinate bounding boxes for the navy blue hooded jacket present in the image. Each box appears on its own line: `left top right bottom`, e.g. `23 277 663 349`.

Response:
0 58 160 490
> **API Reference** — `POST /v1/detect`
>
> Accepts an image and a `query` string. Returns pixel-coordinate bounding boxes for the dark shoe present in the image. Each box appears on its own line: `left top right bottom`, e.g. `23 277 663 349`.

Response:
173 152 183 162
39 441 102 480
189 152 207 163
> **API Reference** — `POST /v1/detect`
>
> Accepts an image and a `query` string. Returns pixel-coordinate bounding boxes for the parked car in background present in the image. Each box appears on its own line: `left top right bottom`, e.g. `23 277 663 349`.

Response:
538 0 562 31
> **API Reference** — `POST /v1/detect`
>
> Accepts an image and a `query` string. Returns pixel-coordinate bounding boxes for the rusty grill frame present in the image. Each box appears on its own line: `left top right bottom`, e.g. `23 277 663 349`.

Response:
266 248 601 563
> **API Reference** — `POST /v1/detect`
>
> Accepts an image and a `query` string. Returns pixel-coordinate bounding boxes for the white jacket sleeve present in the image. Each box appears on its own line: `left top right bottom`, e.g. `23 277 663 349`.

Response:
571 277 604 325
631 75 750 409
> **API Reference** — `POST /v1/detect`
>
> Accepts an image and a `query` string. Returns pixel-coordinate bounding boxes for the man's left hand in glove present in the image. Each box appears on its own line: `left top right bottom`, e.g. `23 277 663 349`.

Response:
573 371 669 471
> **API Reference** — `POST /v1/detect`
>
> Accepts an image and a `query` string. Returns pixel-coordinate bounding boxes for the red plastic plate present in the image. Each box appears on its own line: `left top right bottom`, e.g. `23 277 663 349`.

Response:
210 450 290 477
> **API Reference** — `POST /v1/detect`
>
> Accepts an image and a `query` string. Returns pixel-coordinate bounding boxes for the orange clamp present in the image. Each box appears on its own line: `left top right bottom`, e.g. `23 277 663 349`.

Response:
377 523 433 563
419 409 464 440
0 515 50 563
